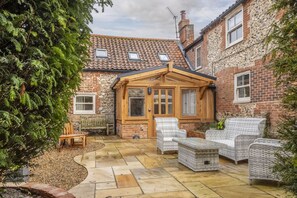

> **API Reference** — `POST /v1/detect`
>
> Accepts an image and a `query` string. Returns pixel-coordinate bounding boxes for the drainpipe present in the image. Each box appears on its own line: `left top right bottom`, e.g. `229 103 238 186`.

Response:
208 83 217 122
113 90 117 135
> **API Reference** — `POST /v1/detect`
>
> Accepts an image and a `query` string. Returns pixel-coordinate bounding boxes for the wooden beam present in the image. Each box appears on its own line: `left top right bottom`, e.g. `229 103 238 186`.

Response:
122 80 128 99
168 61 174 72
167 73 201 85
200 86 207 100
121 68 167 82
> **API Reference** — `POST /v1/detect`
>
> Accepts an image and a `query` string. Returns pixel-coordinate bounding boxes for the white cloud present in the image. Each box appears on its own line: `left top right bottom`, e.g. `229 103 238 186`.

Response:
90 0 236 39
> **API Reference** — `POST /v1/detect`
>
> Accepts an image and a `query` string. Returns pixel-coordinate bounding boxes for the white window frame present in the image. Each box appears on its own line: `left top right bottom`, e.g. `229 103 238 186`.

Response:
225 6 243 48
95 49 107 58
195 45 202 70
128 52 140 60
158 53 170 62
182 89 197 116
234 71 251 103
73 93 96 114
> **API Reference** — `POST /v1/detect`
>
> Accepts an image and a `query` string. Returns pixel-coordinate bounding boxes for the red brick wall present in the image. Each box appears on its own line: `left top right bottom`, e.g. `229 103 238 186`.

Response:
214 59 283 136
117 123 148 139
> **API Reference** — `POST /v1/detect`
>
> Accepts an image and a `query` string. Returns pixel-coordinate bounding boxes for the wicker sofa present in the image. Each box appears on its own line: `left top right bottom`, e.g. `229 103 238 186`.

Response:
205 118 266 164
248 138 281 184
155 117 187 154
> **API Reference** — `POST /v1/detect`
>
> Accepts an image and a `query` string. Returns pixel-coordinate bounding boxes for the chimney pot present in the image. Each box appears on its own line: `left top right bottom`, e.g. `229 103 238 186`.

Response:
181 10 186 20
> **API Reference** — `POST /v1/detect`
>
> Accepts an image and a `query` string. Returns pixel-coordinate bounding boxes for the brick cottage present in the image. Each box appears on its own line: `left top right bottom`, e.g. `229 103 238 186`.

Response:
69 35 216 138
69 0 283 138
179 0 283 136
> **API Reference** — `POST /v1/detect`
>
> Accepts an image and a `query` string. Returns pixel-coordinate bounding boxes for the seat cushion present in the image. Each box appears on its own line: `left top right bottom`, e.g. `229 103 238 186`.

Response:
212 140 235 148
163 137 174 142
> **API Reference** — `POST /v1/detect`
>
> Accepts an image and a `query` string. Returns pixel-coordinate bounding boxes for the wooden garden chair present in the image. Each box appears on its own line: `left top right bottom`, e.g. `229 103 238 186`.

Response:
58 123 87 148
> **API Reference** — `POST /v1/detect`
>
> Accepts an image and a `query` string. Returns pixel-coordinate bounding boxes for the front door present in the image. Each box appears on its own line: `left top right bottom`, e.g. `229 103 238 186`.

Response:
149 88 174 138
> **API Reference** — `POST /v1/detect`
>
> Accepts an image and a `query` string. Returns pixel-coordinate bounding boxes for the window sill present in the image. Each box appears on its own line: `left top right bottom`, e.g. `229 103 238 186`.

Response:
73 112 96 115
233 98 251 104
226 38 243 49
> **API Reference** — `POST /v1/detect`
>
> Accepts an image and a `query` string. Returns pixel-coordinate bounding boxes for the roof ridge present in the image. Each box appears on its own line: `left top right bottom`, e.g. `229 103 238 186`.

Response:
91 34 178 42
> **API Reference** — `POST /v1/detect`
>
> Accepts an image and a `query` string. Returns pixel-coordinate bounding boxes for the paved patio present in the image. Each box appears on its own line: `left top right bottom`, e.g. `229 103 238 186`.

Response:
69 136 289 198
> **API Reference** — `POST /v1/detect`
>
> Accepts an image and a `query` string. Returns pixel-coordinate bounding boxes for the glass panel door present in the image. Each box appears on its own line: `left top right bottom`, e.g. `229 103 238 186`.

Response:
153 89 174 116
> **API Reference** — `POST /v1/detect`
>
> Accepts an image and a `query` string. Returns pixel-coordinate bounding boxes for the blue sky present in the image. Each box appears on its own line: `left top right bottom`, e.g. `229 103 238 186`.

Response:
90 0 236 39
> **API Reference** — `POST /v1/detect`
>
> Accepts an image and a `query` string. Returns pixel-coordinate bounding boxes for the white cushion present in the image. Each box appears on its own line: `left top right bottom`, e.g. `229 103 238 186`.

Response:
163 137 174 142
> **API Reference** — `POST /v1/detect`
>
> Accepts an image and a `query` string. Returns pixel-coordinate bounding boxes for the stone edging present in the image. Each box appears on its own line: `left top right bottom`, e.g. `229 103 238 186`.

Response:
19 183 75 198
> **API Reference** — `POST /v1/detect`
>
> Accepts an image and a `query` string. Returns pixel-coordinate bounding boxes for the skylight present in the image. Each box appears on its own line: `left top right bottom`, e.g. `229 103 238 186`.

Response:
159 53 169 61
128 52 140 60
96 49 107 58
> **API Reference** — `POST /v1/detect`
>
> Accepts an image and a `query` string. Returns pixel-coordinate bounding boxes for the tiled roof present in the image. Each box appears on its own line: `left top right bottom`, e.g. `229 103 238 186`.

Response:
86 34 190 71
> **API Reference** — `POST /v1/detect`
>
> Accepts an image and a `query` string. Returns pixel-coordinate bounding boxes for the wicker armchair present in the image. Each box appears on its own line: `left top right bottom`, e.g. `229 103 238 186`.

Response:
205 118 266 164
155 117 187 154
248 138 282 184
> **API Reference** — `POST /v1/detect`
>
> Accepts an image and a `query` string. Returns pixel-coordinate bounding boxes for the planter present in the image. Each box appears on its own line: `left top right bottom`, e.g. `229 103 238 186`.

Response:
187 130 205 139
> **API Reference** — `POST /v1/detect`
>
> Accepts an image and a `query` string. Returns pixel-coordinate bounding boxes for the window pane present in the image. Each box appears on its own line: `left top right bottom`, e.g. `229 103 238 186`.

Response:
245 87 250 97
167 90 172 103
84 104 93 110
182 89 196 116
76 104 84 110
168 104 173 114
243 74 249 85
167 90 173 114
128 88 144 97
154 90 159 114
230 30 237 43
161 104 166 114
161 89 166 103
238 87 245 98
228 17 235 30
159 54 169 61
130 98 145 116
76 96 84 103
84 96 93 103
128 88 145 116
236 26 243 40
196 47 201 66
235 10 243 24
129 52 140 60
154 104 159 114
96 49 107 58
237 75 243 86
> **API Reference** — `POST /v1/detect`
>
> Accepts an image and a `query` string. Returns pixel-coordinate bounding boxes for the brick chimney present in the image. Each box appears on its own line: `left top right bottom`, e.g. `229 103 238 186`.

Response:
178 10 194 48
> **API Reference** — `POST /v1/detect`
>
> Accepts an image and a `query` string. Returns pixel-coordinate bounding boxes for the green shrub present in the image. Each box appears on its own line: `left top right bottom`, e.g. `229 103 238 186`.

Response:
0 0 112 181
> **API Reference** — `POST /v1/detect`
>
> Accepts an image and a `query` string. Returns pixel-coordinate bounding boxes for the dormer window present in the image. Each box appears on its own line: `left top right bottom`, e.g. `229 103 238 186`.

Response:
128 52 140 60
96 49 107 58
159 53 169 62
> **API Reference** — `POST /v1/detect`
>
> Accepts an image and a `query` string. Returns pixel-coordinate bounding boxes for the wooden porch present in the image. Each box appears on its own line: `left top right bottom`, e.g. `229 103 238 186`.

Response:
111 62 217 139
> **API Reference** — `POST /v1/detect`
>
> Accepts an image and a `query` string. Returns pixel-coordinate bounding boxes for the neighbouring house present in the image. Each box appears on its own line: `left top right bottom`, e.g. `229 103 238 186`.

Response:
69 35 216 138
179 0 283 136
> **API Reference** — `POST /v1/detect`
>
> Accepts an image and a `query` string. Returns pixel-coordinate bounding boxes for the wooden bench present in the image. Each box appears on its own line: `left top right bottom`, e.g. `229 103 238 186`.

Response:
59 123 87 147
80 114 114 135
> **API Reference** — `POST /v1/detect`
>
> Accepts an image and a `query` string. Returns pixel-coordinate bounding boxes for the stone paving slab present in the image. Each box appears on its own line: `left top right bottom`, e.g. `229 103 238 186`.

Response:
131 168 171 180
95 187 142 198
137 177 187 194
69 136 290 198
115 174 139 188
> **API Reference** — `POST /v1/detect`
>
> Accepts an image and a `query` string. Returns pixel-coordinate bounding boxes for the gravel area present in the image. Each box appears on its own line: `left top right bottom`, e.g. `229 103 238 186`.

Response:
29 136 105 190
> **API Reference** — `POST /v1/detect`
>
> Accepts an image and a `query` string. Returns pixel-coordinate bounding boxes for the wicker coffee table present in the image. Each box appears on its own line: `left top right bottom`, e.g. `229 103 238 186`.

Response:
172 138 220 172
